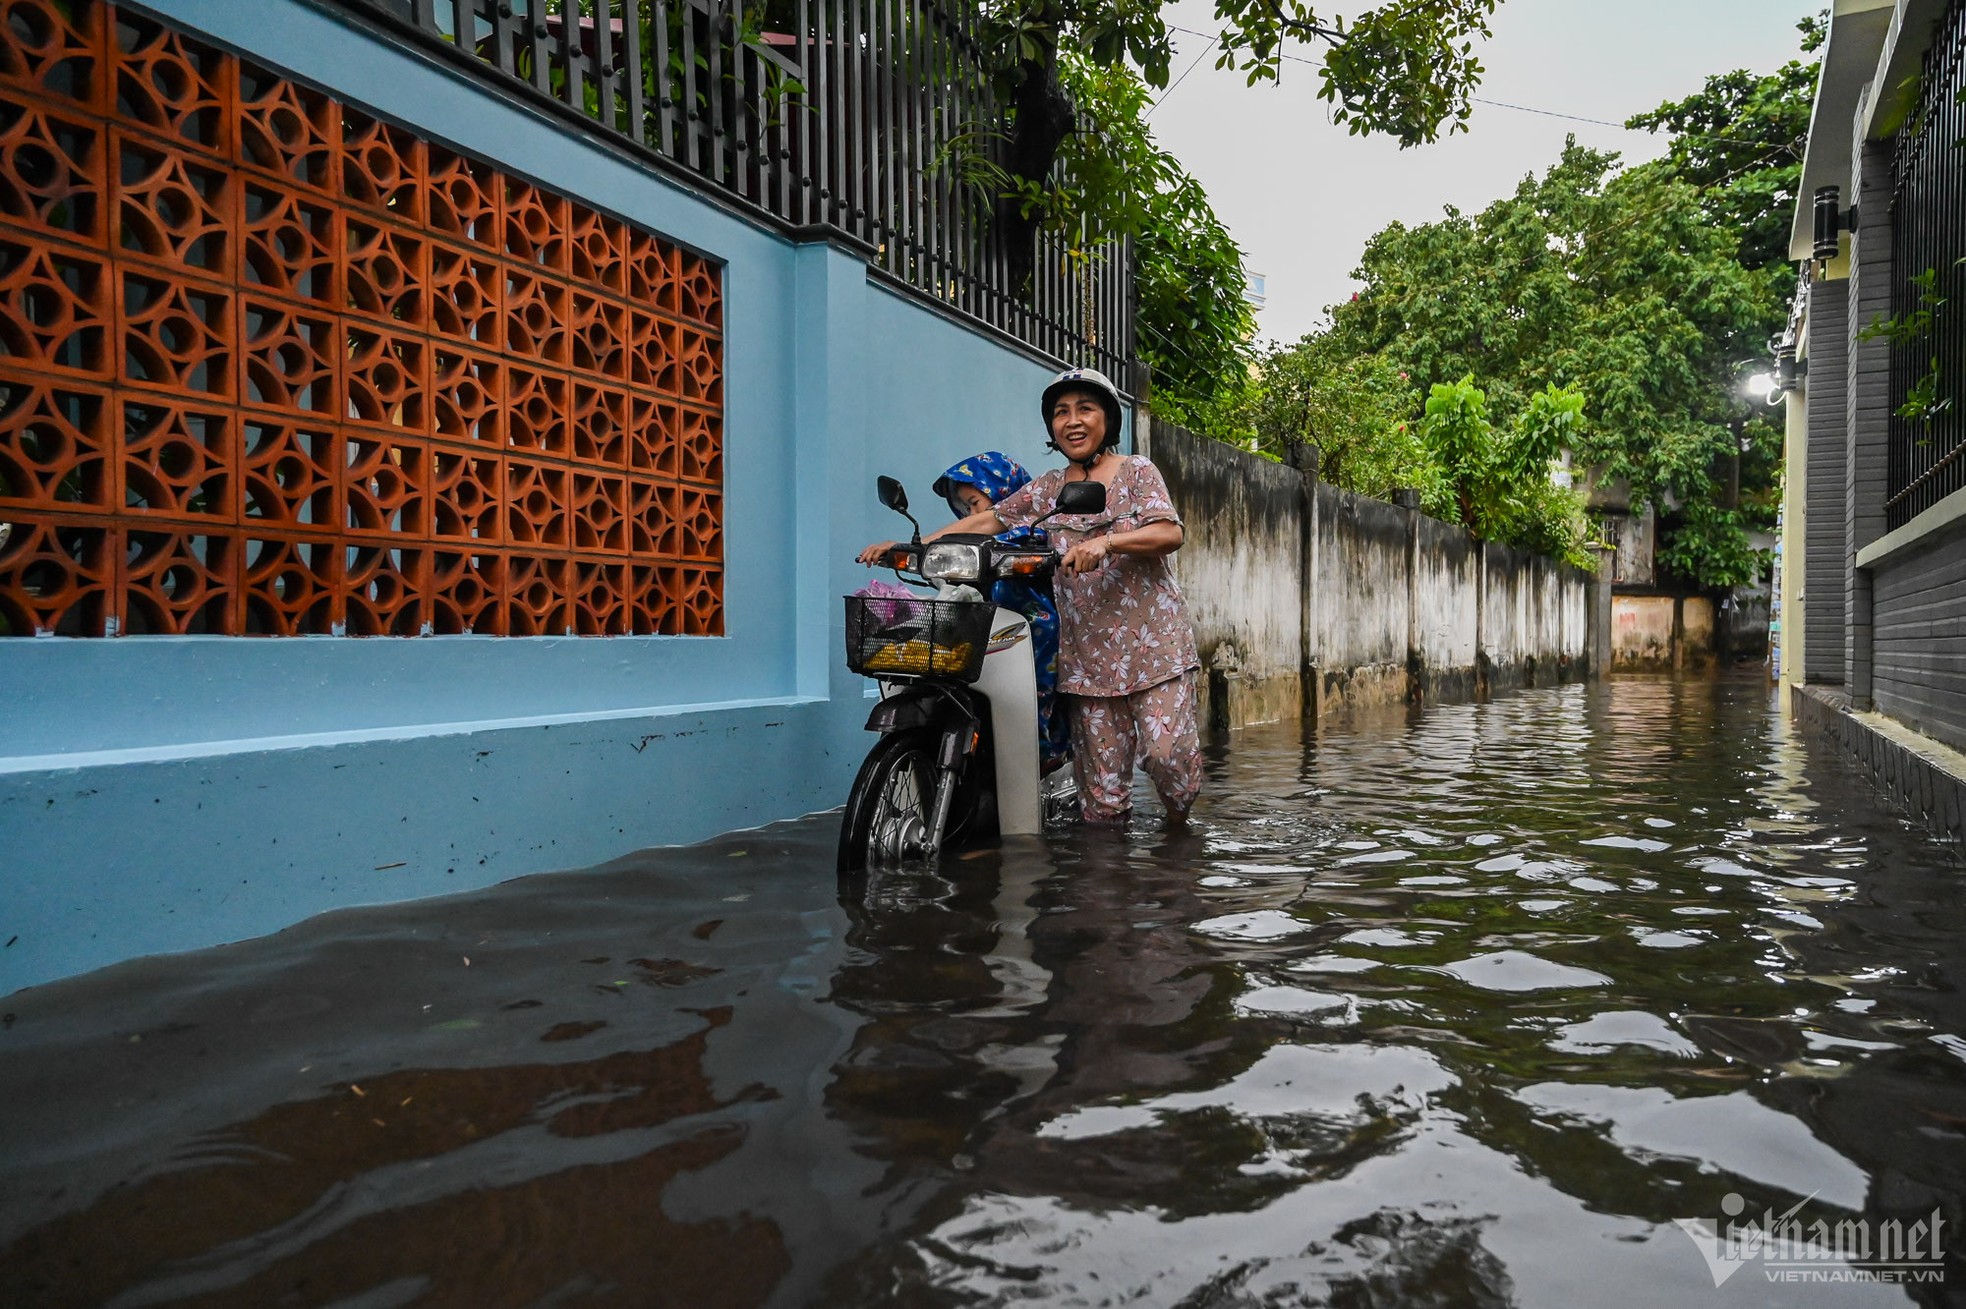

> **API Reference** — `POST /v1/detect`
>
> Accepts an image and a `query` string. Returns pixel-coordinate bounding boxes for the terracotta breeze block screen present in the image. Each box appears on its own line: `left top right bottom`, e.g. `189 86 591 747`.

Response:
0 0 725 636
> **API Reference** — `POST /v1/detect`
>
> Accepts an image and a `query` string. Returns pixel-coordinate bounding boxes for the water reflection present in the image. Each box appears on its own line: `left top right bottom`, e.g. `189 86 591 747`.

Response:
2 675 1962 1306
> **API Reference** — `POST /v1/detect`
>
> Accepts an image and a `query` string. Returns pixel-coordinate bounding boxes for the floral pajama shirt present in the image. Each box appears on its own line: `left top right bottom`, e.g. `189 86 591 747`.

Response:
994 456 1203 824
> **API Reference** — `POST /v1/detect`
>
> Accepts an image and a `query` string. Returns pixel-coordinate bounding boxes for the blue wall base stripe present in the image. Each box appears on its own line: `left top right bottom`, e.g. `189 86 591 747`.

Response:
1 701 870 995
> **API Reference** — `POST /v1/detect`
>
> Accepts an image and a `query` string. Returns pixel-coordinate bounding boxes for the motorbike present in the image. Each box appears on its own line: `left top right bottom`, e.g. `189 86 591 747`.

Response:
838 474 1105 873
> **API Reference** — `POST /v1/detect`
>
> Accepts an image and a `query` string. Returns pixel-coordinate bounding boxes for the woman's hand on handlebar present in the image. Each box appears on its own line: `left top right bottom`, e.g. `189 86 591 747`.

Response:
857 540 901 566
1059 535 1111 578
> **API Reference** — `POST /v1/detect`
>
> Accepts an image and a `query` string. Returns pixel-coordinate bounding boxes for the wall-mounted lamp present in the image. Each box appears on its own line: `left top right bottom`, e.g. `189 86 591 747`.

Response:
1776 341 1806 393
1813 185 1858 261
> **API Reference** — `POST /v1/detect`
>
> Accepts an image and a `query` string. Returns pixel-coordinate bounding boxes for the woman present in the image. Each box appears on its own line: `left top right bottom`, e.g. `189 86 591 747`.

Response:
861 368 1202 828
931 453 1071 775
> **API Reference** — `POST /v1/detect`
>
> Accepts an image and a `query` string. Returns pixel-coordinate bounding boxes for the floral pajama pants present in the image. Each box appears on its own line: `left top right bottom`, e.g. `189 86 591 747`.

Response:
1067 669 1202 825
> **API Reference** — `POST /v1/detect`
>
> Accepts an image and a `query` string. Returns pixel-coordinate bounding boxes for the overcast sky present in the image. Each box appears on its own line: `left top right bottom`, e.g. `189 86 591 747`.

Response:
1146 0 1823 346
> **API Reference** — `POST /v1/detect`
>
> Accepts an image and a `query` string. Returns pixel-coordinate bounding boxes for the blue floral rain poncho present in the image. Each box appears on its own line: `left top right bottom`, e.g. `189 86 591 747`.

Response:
934 452 1069 772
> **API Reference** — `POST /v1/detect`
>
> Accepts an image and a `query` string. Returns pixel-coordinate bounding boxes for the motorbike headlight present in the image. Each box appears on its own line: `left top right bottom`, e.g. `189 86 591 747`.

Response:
921 542 982 582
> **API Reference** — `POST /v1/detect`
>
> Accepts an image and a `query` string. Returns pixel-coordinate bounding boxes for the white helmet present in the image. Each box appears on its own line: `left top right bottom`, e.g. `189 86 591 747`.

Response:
1040 367 1124 455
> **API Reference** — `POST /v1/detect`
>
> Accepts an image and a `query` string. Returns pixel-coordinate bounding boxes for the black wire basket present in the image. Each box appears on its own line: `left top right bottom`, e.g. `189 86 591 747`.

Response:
844 595 993 683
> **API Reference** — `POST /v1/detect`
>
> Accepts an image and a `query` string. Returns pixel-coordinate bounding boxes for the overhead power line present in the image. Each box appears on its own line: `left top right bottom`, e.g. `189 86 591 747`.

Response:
1158 23 1802 157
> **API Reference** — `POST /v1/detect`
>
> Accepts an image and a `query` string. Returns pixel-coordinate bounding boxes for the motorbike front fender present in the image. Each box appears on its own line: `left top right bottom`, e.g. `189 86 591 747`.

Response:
864 685 976 735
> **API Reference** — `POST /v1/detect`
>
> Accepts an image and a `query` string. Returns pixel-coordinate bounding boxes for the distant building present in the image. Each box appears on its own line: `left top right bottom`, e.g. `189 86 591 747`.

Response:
1778 0 1966 840
1244 271 1267 315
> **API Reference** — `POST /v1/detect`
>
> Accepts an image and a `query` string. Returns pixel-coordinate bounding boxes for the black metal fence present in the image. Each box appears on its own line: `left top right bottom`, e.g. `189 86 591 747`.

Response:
1886 0 1966 529
324 0 1135 384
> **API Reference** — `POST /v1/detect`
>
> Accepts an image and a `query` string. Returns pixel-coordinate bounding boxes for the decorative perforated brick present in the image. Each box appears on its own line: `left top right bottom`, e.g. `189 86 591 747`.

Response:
0 237 111 377
339 107 420 220
241 297 336 414
341 541 424 635
0 380 110 512
241 182 336 304
0 517 113 635
344 216 426 327
113 130 232 277
424 143 498 248
427 241 499 347
567 204 625 293
0 3 724 637
121 525 233 632
236 59 334 191
239 415 335 529
111 7 230 152
0 0 107 114
430 344 503 445
119 269 232 395
429 445 501 542
0 98 105 245
119 395 231 520
240 534 332 634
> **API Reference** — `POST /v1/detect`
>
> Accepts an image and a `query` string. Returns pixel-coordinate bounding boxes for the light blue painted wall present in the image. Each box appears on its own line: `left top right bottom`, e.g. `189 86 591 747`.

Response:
0 0 1082 993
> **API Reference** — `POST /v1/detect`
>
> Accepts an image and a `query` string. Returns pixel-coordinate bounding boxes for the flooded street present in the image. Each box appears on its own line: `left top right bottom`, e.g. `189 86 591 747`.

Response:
3 674 1964 1307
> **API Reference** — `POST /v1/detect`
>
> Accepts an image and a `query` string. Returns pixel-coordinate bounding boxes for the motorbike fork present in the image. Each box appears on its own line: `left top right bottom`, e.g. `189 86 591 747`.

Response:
923 723 973 853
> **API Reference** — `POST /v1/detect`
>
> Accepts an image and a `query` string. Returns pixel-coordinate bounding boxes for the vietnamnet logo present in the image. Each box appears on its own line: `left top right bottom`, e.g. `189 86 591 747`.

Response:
1673 1192 1947 1288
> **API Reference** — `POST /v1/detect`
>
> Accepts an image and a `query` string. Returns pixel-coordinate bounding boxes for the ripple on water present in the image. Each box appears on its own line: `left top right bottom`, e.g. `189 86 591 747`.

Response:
1338 848 1412 866
6 675 1964 1308
1192 909 1309 941
1338 927 1429 948
1287 955 1382 975
1550 1011 1701 1058
1039 1042 1454 1141
1632 929 1706 949
1581 835 1673 853
1517 1081 1872 1209
1233 986 1357 1022
1429 950 1613 992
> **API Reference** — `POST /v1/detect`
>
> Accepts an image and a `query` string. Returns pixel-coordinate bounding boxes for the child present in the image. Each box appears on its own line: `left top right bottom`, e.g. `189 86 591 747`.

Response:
932 453 1070 775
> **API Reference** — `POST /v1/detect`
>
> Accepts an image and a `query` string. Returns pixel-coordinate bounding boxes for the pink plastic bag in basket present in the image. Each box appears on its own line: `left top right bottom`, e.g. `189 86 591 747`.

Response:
852 577 927 627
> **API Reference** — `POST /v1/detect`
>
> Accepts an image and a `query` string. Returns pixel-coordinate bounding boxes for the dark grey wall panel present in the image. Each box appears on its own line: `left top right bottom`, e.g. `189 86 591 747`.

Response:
1871 527 1966 753
1847 138 1897 699
1806 277 1850 683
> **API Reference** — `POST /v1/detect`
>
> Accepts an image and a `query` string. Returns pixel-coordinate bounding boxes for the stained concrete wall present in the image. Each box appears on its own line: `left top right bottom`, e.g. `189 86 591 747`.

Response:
1414 516 1481 703
1609 593 1718 671
1148 428 1304 727
1483 544 1588 691
1148 422 1598 728
1314 485 1416 709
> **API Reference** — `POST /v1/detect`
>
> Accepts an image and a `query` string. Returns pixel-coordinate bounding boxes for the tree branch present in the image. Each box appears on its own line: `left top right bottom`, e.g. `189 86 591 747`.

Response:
1258 0 1343 43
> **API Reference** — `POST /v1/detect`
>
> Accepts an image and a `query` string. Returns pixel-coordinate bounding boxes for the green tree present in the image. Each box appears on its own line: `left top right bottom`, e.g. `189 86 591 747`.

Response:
1050 57 1255 429
1417 377 1591 566
1246 336 1427 497
980 0 1501 286
1625 13 1824 276
1309 141 1778 586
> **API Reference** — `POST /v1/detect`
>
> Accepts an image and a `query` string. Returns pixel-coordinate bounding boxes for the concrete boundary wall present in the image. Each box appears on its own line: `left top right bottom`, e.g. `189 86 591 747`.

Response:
1147 421 1604 729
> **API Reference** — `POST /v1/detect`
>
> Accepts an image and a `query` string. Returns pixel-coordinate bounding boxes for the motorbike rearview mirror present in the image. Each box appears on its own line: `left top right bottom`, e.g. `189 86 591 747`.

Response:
1054 481 1106 515
876 475 922 543
1031 479 1108 528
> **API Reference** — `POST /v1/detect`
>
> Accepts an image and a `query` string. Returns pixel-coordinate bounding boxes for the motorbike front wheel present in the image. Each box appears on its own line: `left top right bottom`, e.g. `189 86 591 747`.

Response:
838 729 938 874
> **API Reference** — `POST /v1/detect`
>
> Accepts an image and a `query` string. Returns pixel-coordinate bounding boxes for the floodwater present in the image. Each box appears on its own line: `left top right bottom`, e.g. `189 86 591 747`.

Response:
3 676 1964 1308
